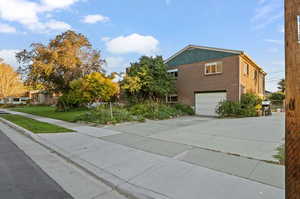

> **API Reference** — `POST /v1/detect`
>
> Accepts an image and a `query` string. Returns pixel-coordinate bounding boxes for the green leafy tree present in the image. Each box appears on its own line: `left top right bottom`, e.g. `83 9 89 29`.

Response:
16 30 104 93
278 79 285 93
268 92 285 105
122 56 175 102
241 93 262 108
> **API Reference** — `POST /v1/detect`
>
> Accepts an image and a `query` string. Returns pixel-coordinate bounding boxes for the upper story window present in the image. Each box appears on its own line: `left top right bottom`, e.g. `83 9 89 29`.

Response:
254 70 258 80
168 69 178 79
205 62 222 75
243 63 249 76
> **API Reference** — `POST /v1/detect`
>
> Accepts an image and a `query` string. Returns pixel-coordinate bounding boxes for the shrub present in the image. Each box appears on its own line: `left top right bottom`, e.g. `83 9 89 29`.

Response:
241 93 262 108
216 101 242 117
129 102 178 120
172 103 195 115
76 102 194 124
56 92 83 112
217 93 262 118
128 102 193 120
76 105 142 124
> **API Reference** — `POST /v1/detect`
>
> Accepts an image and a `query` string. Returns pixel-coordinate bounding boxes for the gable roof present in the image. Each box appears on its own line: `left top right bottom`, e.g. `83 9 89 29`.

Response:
165 45 266 75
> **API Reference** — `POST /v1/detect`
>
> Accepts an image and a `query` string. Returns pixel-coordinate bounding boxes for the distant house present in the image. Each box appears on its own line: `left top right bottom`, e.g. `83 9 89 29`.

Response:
165 45 267 116
0 96 30 105
28 90 59 105
0 90 59 106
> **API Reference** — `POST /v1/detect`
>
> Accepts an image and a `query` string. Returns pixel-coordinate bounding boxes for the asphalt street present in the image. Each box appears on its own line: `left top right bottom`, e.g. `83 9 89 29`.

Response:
0 129 72 199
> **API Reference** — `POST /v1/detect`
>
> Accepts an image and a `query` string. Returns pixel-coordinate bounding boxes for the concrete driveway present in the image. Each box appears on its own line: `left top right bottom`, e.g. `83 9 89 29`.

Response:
1 109 285 195
106 113 285 161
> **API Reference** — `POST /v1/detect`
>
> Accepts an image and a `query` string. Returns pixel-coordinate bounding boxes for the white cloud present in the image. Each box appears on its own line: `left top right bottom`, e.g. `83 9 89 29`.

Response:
0 49 20 69
105 56 129 75
252 0 283 29
0 23 16 33
0 0 39 25
43 20 71 31
264 39 283 45
40 0 78 10
101 37 111 42
0 0 77 32
24 20 72 32
105 33 159 55
105 57 126 69
83 14 110 24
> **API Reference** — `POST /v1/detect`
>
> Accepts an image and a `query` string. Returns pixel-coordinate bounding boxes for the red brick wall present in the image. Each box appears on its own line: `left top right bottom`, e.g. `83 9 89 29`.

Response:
173 55 240 106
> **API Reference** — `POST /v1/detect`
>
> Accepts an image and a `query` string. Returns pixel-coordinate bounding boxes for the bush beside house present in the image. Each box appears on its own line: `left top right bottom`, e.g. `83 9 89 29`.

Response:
216 93 262 118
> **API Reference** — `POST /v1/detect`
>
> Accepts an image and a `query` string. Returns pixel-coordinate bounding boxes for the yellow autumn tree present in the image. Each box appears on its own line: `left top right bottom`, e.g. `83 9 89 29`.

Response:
71 72 119 102
0 59 26 98
16 30 104 93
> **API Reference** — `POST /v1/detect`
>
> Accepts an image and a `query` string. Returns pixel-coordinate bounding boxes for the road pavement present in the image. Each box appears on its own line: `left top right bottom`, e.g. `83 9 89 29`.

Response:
0 129 73 199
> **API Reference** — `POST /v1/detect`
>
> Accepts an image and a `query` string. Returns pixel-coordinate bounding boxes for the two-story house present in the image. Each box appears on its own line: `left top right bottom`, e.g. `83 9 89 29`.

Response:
165 45 266 116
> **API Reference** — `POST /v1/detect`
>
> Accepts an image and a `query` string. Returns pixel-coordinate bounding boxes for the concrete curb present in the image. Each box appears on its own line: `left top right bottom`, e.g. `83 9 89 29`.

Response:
0 118 170 199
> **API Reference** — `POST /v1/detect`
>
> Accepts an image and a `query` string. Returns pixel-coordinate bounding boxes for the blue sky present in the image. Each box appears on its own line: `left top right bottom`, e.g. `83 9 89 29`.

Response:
0 0 284 91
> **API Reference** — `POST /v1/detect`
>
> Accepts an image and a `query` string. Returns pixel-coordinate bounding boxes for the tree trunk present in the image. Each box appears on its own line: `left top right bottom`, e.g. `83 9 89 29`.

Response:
285 0 300 198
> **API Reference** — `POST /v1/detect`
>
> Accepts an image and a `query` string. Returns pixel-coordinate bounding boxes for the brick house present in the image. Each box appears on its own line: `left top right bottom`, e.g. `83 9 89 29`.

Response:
165 45 267 116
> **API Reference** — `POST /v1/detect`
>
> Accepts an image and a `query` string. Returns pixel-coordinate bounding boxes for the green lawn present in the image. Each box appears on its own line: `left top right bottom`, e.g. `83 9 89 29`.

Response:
0 114 74 134
10 106 86 122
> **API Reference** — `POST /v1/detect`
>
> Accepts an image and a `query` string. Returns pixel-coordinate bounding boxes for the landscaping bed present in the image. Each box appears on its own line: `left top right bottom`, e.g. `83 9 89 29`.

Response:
76 102 194 125
9 102 194 125
0 114 74 134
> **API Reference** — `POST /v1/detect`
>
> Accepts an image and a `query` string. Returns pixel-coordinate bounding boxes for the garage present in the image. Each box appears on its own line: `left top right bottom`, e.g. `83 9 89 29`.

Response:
195 91 227 116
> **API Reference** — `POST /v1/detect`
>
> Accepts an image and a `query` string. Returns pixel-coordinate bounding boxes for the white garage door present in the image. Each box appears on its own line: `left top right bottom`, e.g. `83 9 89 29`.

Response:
195 92 227 116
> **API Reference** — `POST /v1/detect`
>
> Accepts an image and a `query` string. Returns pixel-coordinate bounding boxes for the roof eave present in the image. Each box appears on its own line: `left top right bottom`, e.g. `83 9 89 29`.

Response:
164 44 243 64
240 53 267 75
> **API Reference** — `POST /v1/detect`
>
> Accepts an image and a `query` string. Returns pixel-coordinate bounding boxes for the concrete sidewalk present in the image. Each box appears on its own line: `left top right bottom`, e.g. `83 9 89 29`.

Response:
0 110 285 199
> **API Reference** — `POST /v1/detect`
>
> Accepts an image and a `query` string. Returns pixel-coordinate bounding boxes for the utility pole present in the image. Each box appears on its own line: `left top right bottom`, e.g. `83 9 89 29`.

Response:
285 0 300 198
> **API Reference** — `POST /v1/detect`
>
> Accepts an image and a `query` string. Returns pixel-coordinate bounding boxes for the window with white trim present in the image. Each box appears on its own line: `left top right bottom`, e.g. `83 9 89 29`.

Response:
205 62 222 75
166 95 178 103
243 63 249 76
168 69 178 79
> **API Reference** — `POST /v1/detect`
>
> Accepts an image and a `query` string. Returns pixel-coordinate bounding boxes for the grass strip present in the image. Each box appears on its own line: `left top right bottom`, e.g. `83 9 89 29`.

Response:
0 114 75 134
10 106 86 122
